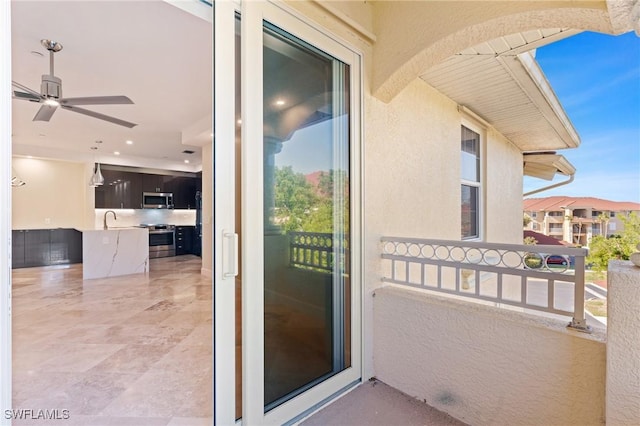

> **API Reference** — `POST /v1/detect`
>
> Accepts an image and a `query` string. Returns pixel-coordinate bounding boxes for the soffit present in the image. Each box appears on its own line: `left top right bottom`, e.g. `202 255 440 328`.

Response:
420 29 581 152
523 152 576 180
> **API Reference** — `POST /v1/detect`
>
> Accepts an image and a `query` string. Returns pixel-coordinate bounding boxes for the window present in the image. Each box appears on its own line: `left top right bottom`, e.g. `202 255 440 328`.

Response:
610 211 616 217
531 212 537 218
461 125 481 239
549 223 563 232
549 211 564 217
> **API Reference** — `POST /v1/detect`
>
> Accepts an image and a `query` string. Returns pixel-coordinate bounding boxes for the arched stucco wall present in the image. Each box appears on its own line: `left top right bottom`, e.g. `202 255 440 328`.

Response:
371 1 618 102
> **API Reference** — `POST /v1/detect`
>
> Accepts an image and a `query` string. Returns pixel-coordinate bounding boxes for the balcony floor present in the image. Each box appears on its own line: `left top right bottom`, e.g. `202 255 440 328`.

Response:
301 379 467 426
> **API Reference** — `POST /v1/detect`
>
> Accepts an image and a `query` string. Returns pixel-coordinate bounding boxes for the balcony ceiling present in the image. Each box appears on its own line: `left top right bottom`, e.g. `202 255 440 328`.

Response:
420 29 581 152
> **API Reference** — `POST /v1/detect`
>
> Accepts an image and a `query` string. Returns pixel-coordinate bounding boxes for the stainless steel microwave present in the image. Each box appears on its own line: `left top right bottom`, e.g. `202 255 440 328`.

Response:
142 192 174 209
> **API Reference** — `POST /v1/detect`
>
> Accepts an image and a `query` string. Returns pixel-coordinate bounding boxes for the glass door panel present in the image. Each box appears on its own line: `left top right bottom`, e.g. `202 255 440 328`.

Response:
262 23 351 410
242 2 361 423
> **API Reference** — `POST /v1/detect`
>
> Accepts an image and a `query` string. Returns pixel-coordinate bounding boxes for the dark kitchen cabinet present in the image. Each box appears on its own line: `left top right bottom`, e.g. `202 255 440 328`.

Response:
50 229 83 265
12 228 82 269
25 229 51 267
95 170 143 209
11 230 26 268
94 165 200 210
172 177 198 209
142 173 173 194
175 226 195 255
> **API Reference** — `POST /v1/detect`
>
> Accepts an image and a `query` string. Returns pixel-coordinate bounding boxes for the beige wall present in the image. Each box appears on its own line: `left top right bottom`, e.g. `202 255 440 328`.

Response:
375 286 607 425
485 129 523 244
607 260 640 426
12 157 91 230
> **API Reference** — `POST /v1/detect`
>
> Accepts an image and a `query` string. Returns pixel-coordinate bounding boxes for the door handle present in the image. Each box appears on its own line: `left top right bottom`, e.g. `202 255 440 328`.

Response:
222 230 238 278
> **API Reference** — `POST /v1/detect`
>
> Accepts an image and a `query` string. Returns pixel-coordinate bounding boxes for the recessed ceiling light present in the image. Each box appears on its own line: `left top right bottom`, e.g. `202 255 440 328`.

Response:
114 151 120 155
125 140 133 145
275 99 285 106
184 160 190 164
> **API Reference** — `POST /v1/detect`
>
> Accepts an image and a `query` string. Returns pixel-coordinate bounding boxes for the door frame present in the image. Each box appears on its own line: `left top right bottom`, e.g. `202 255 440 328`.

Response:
1 0 13 423
213 0 238 424
240 1 363 423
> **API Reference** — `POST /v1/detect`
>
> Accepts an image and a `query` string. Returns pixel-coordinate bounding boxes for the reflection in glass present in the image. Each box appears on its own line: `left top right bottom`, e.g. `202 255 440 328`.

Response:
262 23 350 410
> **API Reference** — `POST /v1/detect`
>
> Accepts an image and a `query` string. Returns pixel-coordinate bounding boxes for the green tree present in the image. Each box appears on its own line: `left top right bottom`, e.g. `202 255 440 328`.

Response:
273 166 319 233
523 214 532 228
587 212 640 271
596 212 610 236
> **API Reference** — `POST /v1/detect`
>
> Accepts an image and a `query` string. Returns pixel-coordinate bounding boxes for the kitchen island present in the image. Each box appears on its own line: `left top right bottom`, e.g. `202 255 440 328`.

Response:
82 227 149 280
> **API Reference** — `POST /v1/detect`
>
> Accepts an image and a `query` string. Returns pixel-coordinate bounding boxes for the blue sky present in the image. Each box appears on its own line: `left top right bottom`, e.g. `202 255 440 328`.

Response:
524 31 640 202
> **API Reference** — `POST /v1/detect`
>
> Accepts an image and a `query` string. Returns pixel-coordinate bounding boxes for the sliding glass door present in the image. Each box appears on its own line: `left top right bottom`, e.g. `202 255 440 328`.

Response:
214 1 361 423
241 2 361 424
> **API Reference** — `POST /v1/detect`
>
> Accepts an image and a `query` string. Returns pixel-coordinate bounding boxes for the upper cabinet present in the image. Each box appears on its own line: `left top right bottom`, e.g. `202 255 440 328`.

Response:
171 176 198 209
95 165 200 209
141 173 173 193
95 169 143 209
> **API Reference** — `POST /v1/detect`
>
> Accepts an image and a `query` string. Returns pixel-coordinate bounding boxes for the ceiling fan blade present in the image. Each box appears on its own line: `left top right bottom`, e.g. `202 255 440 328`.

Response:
11 81 42 98
60 96 134 106
13 91 42 102
61 105 137 128
33 104 58 122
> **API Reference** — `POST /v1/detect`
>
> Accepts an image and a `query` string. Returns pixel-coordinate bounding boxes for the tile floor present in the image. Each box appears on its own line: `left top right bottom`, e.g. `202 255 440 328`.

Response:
11 255 212 426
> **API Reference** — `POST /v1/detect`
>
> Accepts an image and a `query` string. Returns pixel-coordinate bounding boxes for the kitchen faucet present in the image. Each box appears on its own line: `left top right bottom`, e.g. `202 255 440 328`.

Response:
103 210 117 230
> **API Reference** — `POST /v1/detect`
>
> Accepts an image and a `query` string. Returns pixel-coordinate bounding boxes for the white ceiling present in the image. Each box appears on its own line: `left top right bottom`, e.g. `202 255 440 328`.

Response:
11 0 212 172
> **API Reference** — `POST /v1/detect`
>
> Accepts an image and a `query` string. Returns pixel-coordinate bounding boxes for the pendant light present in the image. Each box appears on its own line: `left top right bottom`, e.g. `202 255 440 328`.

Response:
92 162 104 186
89 144 104 186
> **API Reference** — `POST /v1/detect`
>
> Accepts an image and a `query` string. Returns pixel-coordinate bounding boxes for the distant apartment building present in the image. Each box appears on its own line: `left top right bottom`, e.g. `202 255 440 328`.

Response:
523 196 640 246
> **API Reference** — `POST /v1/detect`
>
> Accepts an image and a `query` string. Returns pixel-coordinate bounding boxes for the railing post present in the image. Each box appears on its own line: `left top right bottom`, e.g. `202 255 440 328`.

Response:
568 254 592 332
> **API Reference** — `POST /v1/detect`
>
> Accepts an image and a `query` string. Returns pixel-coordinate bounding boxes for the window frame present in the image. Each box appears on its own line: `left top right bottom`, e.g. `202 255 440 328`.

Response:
460 120 484 241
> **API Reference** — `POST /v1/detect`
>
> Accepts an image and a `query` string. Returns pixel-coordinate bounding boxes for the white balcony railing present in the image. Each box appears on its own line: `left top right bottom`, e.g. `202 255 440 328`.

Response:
381 236 591 332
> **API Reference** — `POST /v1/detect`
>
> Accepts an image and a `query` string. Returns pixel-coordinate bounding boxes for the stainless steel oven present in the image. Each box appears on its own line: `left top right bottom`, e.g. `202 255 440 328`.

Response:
141 224 175 258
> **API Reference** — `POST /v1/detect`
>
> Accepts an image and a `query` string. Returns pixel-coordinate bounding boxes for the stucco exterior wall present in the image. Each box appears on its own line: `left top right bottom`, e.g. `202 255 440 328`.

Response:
607 260 640 425
374 286 607 425
485 130 523 244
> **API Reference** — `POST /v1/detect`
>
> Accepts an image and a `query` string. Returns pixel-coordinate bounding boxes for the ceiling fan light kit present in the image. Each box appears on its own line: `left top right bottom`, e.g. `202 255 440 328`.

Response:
11 39 138 128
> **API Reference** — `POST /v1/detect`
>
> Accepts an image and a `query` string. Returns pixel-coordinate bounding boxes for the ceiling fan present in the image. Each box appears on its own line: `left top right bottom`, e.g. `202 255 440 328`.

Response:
12 39 137 128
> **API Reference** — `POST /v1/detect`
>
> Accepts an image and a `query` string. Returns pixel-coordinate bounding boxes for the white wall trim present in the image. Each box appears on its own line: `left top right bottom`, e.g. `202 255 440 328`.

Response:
1 0 12 423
